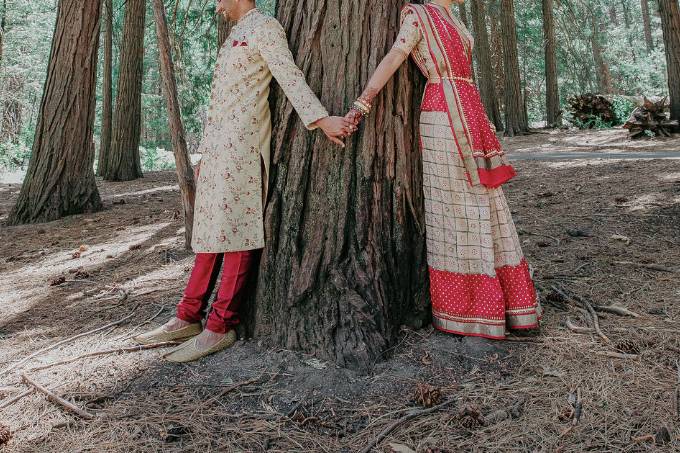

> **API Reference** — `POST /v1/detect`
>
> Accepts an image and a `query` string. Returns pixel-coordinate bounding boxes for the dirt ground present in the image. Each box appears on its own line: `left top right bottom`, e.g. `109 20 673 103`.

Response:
1 127 679 452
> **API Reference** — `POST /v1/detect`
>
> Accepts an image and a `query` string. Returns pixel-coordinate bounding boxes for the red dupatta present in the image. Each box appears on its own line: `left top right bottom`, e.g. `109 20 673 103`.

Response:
407 3 516 188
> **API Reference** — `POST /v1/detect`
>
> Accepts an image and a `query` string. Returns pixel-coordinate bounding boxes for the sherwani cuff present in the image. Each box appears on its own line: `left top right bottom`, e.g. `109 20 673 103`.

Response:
303 108 329 130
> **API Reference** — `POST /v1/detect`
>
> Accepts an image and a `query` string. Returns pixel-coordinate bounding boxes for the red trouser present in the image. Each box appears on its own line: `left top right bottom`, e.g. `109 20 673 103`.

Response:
176 251 256 333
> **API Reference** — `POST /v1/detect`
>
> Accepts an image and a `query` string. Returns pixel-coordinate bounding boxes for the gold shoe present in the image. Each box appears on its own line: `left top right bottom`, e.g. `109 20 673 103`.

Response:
164 330 237 363
133 322 203 345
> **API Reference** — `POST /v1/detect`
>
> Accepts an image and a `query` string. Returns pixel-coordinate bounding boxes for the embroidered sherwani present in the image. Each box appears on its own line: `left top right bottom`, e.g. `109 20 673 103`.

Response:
393 3 541 339
192 9 328 253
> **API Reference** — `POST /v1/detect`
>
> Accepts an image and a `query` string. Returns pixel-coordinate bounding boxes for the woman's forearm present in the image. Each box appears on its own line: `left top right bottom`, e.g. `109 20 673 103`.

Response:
358 49 409 104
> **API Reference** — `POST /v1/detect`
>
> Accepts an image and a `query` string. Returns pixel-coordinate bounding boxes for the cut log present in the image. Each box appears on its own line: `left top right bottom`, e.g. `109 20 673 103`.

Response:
623 97 678 138
567 93 617 128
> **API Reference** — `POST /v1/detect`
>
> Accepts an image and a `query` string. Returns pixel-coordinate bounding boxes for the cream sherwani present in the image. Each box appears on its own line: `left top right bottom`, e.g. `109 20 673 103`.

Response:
192 9 328 253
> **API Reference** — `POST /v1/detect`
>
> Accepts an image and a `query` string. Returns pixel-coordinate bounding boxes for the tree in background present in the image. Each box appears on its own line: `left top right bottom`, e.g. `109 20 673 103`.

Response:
641 0 654 52
659 0 680 121
500 0 528 135
152 0 195 249
97 0 114 176
543 0 561 127
471 0 504 131
103 0 145 181
251 0 429 369
8 0 102 224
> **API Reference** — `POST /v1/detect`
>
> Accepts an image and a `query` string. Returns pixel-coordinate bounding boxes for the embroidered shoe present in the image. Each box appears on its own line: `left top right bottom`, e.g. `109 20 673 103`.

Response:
133 322 203 345
164 329 237 363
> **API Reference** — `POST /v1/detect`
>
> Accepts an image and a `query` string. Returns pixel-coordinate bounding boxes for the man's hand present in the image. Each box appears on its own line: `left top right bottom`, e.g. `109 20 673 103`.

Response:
193 161 201 180
315 116 357 147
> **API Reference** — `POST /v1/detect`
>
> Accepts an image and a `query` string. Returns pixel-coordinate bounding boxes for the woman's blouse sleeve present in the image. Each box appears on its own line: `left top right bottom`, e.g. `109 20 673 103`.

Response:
391 6 423 56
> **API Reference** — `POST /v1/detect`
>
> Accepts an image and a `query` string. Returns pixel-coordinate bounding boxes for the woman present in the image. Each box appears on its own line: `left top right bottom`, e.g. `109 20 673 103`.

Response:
347 0 541 339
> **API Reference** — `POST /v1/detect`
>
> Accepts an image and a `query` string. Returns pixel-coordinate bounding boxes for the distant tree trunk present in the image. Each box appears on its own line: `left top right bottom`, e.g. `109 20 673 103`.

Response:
152 0 195 249
457 2 469 27
500 0 528 135
251 0 429 369
103 0 145 181
217 14 230 48
8 0 102 225
641 0 654 51
471 0 503 131
98 0 113 176
659 0 680 121
1 75 22 143
0 0 6 66
542 0 561 127
590 11 614 94
488 1 505 121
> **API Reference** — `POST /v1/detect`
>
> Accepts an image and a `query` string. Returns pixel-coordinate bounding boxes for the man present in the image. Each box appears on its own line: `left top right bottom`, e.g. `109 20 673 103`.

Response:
135 0 356 362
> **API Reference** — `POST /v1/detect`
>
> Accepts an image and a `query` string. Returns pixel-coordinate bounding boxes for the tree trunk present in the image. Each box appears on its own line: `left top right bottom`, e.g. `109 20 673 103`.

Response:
641 0 654 52
1 75 22 143
0 0 6 67
470 0 503 131
457 2 469 28
488 1 505 125
590 9 614 95
542 0 561 127
103 0 145 181
659 0 680 121
8 0 102 225
500 0 527 136
152 0 195 249
251 0 429 370
98 0 113 176
217 13 231 49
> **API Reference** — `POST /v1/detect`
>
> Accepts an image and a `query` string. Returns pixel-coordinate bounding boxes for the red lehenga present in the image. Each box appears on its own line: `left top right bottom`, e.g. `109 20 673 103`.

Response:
393 2 541 339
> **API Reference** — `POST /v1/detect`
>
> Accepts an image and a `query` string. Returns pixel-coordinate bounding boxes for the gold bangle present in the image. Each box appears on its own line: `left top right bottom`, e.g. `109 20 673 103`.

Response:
353 100 370 115
357 96 373 109
355 99 372 112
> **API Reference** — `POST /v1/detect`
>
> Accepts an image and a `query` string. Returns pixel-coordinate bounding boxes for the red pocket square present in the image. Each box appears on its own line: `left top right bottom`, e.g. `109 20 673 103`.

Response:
232 40 248 47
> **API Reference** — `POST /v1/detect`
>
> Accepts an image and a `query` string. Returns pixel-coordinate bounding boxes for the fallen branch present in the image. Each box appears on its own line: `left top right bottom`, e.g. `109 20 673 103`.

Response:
552 285 609 343
0 304 140 377
614 261 677 273
0 389 34 410
572 387 582 426
593 305 641 318
359 398 456 453
565 318 594 334
27 342 179 372
597 351 639 360
21 373 94 419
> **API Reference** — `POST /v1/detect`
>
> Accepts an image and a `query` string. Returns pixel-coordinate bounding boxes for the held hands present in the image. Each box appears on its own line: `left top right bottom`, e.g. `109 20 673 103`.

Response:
316 116 358 147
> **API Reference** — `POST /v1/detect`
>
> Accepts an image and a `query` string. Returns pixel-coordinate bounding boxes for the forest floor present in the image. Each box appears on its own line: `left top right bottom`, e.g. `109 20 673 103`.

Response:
0 126 679 452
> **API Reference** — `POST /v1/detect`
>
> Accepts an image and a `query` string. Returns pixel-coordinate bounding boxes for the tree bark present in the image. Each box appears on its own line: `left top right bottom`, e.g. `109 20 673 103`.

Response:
589 6 614 95
542 0 561 127
251 0 429 370
217 13 231 49
457 2 469 28
470 0 503 131
488 1 505 125
641 0 654 52
152 0 195 250
103 0 145 181
659 0 680 121
8 0 102 225
500 0 528 136
0 0 6 67
98 0 113 176
1 75 22 143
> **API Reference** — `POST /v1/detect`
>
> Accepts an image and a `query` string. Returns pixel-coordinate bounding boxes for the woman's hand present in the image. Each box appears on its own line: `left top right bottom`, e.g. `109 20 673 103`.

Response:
345 108 363 127
315 116 357 147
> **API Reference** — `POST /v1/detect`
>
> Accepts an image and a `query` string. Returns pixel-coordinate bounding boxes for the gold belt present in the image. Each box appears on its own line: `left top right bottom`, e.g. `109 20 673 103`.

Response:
428 76 473 84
